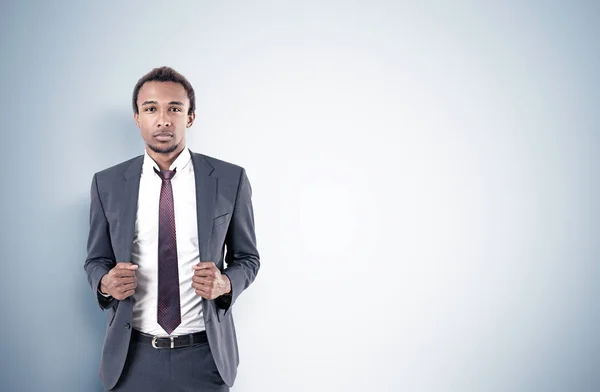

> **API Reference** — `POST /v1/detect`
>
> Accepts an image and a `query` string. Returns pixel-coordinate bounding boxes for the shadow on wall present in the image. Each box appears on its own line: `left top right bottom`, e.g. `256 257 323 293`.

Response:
79 110 142 391
76 197 110 392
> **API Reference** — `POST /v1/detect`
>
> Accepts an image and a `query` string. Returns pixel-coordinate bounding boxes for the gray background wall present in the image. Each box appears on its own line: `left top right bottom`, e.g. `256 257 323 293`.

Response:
0 1 598 391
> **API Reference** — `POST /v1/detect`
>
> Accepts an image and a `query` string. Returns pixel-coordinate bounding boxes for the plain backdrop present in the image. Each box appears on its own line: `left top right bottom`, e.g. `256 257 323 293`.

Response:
0 1 598 391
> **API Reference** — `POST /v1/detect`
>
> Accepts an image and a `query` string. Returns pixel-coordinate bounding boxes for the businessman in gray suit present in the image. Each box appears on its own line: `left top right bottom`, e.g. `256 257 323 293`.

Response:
84 66 260 391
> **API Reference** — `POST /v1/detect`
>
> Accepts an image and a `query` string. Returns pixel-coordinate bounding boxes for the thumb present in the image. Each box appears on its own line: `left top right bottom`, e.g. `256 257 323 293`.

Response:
116 262 138 270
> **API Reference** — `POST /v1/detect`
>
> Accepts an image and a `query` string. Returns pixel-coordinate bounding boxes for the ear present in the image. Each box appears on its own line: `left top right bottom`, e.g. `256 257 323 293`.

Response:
133 112 140 128
187 112 196 128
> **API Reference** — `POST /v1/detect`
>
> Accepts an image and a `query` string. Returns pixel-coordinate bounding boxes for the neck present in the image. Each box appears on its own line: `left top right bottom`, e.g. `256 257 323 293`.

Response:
146 144 186 171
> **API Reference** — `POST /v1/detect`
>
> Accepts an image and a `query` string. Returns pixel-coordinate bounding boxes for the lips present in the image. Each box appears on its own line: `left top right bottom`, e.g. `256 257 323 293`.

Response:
153 132 173 141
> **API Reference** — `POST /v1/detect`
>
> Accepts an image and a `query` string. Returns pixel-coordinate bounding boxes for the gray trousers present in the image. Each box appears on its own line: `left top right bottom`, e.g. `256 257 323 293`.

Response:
107 334 229 392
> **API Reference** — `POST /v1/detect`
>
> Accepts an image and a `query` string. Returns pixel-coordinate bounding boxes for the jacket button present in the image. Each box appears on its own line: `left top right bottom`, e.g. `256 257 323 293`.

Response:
124 323 131 329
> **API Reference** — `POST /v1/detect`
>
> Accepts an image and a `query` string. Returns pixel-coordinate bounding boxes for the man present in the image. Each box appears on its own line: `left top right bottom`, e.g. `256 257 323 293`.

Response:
84 66 260 391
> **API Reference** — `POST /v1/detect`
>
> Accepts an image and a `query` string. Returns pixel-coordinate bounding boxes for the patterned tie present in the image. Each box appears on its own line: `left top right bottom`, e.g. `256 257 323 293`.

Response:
154 167 181 335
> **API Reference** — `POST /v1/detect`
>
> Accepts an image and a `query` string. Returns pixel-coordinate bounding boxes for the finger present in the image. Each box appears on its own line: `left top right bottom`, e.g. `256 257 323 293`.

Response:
194 268 219 278
194 271 217 280
116 278 137 287
122 289 135 298
194 282 213 292
116 277 137 285
119 282 137 291
194 286 209 297
112 269 137 278
115 262 138 270
111 273 135 282
192 280 213 290
192 261 215 270
193 269 220 278
192 275 213 284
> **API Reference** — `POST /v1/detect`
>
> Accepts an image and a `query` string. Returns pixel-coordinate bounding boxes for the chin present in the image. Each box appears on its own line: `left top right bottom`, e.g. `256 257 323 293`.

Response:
148 142 180 154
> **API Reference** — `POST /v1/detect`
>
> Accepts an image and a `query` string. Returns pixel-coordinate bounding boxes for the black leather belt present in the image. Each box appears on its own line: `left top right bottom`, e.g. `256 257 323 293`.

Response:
132 329 208 349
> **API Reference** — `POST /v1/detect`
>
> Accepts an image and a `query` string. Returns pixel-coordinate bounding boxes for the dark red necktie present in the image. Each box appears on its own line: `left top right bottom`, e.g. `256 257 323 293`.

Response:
154 167 181 334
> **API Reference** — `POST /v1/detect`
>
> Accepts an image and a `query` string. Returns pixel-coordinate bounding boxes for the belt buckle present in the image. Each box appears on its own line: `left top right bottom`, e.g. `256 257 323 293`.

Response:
151 336 175 349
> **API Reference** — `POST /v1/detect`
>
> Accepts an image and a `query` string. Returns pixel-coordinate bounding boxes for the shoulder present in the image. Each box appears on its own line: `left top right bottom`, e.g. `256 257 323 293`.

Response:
193 152 246 179
192 153 253 198
93 155 143 180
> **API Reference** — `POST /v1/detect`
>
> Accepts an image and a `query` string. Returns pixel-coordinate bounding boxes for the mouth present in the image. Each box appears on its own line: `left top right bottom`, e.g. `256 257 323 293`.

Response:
153 132 173 142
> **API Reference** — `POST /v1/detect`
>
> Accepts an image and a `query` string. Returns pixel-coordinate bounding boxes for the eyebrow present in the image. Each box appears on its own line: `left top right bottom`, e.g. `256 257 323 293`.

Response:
141 100 185 106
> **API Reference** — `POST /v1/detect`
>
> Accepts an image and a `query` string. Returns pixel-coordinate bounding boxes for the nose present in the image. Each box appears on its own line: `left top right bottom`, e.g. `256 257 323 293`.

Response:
157 111 171 128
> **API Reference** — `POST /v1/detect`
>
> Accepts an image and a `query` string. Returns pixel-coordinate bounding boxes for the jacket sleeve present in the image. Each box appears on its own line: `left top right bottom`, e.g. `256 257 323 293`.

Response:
84 173 117 310
216 168 260 313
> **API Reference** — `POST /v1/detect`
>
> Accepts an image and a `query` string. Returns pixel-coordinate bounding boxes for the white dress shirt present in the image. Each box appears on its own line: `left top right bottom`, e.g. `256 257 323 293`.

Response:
130 147 205 336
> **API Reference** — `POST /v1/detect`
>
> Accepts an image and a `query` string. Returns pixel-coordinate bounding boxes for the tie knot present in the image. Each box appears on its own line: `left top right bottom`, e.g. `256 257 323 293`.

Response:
154 167 176 181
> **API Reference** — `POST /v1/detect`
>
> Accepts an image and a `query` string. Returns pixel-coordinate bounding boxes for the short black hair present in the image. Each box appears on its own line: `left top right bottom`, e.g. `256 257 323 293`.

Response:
132 66 196 115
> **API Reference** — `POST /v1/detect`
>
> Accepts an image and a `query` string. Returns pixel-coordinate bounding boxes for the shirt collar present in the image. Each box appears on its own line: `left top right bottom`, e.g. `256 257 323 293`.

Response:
142 146 192 174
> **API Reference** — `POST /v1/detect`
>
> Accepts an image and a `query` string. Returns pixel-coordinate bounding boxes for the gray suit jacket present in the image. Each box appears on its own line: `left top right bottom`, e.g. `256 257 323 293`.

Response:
84 150 260 390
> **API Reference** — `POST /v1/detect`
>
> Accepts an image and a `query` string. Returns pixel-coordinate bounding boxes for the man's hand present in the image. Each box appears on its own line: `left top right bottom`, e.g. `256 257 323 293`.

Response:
192 261 231 300
100 262 138 300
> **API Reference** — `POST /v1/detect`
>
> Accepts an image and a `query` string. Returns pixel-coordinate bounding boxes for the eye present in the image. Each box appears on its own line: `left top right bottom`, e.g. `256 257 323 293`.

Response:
169 107 182 112
144 107 156 112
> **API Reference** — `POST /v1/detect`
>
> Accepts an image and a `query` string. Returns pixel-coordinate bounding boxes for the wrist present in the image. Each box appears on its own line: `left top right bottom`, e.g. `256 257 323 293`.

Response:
223 274 232 295
99 275 110 296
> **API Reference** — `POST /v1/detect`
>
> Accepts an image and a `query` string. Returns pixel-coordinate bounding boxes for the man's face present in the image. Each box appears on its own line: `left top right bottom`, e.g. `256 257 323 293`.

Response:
134 81 195 154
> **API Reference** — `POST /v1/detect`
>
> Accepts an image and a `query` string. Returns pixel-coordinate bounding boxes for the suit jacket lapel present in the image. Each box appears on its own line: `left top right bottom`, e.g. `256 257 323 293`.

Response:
122 156 143 263
191 151 216 262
